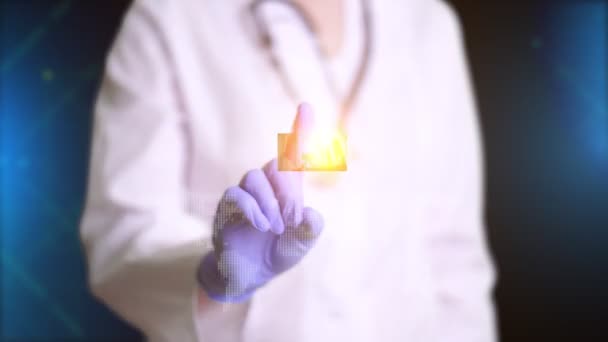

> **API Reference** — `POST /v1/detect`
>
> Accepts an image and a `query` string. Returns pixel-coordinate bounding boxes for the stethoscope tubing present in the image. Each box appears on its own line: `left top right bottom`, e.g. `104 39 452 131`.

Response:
249 0 373 130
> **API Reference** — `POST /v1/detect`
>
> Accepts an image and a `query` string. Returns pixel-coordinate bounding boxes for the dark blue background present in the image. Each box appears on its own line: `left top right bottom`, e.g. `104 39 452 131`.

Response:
1 0 606 340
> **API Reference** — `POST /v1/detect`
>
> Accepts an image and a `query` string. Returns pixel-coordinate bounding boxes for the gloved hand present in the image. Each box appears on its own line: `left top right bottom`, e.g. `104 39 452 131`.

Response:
197 103 324 302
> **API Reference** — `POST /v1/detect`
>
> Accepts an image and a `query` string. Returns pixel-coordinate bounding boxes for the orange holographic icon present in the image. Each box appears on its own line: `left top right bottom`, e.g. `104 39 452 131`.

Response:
277 130 347 171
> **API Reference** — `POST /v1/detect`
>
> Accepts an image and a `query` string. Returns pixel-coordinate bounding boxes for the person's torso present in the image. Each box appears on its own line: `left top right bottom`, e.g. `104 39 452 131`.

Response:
157 0 449 340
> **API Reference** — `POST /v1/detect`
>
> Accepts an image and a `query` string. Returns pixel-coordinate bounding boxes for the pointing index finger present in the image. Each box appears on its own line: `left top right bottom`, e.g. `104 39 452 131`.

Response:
263 159 303 229
284 103 316 169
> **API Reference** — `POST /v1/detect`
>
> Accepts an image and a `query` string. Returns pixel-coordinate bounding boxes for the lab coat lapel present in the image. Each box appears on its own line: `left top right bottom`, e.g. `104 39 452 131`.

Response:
255 2 340 128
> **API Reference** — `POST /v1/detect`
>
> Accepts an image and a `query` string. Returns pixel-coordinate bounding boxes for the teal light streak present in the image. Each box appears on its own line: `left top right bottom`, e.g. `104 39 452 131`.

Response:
1 0 72 74
1 251 84 338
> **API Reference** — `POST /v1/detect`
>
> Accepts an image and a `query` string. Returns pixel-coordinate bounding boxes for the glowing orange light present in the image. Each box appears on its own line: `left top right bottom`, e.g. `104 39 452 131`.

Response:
278 129 347 171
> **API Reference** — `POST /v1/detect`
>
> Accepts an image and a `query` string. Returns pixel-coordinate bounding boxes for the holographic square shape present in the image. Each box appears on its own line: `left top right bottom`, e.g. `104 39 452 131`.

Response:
277 132 348 171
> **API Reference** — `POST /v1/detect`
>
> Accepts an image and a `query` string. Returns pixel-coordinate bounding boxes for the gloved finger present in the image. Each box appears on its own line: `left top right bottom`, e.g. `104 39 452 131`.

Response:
284 103 316 163
239 169 284 235
217 186 271 232
282 207 324 248
294 102 315 127
272 207 324 272
263 159 303 229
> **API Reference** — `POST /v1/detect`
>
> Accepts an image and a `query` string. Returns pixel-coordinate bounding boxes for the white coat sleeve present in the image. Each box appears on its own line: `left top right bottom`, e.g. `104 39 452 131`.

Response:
80 1 211 340
424 2 498 341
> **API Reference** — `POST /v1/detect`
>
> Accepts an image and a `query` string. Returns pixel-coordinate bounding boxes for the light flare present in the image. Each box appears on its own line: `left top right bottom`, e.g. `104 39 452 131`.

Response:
278 128 347 171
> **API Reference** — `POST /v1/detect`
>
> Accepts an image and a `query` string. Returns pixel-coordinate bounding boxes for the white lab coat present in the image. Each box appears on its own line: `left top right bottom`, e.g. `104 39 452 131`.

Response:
80 0 497 341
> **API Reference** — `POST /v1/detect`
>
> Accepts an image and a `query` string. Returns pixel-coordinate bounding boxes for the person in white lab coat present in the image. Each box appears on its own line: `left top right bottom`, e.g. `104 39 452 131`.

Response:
80 0 498 341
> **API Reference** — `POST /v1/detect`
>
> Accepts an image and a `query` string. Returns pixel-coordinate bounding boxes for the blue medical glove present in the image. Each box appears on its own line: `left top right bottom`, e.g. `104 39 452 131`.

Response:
197 105 324 302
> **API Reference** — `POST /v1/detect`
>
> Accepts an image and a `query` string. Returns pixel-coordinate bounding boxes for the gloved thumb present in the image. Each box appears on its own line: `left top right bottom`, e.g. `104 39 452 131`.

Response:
272 207 324 272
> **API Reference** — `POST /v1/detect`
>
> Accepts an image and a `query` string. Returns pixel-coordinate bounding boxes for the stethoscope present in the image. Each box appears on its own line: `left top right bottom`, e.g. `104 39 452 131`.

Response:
248 0 373 130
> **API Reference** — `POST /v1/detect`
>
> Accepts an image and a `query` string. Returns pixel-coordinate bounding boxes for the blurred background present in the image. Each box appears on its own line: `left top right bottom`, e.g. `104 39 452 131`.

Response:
1 0 606 340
